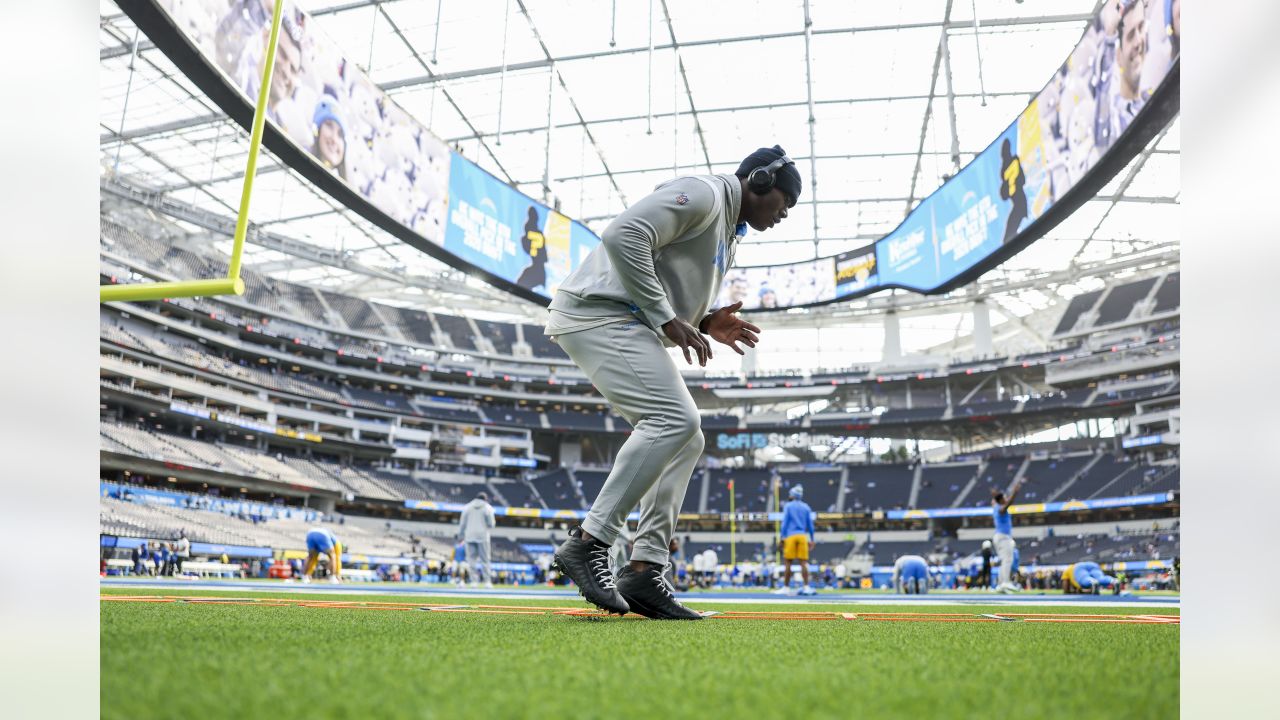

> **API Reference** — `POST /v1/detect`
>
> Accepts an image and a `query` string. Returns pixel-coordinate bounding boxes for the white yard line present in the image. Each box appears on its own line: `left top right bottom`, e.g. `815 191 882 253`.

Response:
100 578 1180 609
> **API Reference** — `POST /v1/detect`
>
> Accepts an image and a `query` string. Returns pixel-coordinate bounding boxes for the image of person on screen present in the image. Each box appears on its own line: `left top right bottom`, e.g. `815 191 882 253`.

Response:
1095 0 1123 81
1095 0 1149 151
1141 0 1179 97
517 206 548 292
1059 72 1100 187
216 1 306 129
758 285 778 309
309 93 346 178
724 276 750 307
999 138 1028 243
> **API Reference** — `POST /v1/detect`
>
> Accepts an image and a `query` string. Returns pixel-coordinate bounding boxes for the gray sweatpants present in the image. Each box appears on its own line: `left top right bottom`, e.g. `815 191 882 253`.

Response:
993 532 1016 587
464 539 490 582
555 320 704 566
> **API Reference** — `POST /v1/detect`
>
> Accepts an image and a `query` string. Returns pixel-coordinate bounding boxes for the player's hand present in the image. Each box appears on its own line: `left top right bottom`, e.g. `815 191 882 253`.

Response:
701 302 761 355
808 541 815 553
663 318 712 366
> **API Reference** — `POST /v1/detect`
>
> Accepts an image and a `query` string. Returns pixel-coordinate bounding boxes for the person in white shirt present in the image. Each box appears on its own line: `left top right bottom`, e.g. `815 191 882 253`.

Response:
174 534 190 576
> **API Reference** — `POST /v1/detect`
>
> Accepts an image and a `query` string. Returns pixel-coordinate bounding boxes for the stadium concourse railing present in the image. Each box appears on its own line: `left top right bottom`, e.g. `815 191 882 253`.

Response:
100 304 1182 437
102 483 1176 582
100 215 1179 393
100 481 539 575
101 533 536 580
101 268 1180 394
858 557 1174 589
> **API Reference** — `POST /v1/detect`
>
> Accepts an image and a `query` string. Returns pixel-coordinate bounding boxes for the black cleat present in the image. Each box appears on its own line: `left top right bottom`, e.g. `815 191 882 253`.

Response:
615 565 703 620
552 527 629 615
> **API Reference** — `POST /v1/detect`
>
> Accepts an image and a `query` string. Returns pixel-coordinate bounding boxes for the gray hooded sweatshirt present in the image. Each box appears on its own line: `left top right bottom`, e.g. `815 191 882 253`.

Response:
545 174 744 345
458 498 495 542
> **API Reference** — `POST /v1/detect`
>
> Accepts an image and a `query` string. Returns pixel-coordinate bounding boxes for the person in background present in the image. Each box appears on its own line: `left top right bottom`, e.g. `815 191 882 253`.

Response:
758 285 778 309
978 540 994 589
992 477 1026 593
723 275 750 306
452 540 468 587
216 0 307 129
1095 0 1151 148
704 547 719 589
1062 561 1117 594
892 555 930 594
778 485 816 596
131 542 147 576
458 491 497 588
309 93 347 177
301 528 342 584
174 534 190 576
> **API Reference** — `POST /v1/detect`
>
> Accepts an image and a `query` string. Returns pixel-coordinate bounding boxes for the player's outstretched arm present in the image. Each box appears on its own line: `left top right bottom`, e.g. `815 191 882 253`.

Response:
1003 477 1025 509
700 301 761 355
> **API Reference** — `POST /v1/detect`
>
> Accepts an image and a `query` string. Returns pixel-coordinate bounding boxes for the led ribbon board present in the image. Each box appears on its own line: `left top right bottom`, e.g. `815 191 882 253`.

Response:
120 0 1177 309
713 0 1180 310
115 0 598 306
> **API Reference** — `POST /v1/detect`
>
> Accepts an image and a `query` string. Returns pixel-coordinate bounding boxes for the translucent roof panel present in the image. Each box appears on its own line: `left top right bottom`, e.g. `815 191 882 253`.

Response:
100 0 1178 361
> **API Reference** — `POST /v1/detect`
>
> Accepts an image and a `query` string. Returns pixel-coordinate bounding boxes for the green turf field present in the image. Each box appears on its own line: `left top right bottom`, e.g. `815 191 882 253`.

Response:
100 586 1178 720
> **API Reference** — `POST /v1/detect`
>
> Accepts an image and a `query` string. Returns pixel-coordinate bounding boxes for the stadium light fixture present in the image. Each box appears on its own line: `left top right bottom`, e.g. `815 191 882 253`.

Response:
99 0 285 304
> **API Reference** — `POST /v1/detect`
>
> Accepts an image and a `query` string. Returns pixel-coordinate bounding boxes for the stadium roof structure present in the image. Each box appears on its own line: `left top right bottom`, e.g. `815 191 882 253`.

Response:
99 0 1179 364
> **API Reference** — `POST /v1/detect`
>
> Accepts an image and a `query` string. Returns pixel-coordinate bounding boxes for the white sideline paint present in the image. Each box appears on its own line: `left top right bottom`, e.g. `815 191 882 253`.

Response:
100 578 1179 609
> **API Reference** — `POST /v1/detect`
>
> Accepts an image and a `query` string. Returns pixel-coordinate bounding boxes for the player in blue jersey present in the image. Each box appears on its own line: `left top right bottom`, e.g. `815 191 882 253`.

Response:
778 485 816 595
1062 561 1116 594
452 540 468 586
302 527 343 584
991 477 1025 593
892 554 930 594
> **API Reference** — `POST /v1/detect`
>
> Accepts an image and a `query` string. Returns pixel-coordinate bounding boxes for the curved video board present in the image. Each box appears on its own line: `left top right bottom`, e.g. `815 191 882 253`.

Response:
123 0 1177 311
715 0 1180 311
125 0 598 305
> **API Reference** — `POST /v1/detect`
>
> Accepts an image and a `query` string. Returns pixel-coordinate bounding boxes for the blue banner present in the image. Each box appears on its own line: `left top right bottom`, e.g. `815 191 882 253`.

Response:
445 157 599 297
876 124 1023 290
102 481 324 523
104 535 272 558
405 498 639 522
403 492 1174 521
886 492 1175 520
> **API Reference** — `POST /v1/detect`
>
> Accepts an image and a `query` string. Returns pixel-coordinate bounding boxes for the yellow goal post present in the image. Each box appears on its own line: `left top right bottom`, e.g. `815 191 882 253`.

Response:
100 0 284 303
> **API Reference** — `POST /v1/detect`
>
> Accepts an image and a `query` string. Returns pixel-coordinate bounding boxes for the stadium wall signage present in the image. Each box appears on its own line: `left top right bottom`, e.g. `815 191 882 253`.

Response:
715 431 839 451
121 0 1178 309
884 492 1175 520
402 491 1175 521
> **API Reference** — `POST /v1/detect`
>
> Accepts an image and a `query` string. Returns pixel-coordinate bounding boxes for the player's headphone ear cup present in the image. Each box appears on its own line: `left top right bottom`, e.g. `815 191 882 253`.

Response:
747 166 774 195
746 155 793 196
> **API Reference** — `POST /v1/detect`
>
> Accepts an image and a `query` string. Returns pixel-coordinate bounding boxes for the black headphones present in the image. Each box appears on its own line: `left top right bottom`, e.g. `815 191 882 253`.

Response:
746 154 794 195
